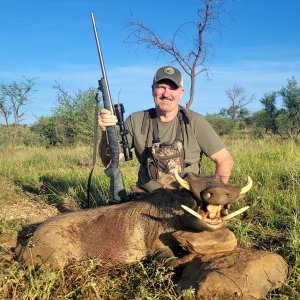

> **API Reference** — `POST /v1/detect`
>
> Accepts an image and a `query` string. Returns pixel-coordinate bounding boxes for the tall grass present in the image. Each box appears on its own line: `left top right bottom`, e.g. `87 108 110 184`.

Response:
0 138 299 299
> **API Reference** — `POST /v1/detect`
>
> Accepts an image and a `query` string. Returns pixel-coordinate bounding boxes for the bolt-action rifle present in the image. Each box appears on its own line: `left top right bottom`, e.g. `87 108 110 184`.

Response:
90 12 132 204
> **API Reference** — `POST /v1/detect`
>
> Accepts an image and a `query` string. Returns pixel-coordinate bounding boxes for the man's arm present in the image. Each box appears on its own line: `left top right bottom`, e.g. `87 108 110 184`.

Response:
210 147 234 183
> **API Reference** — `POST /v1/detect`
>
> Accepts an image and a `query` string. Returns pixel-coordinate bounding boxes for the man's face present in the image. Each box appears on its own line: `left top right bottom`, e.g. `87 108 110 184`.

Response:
152 79 184 114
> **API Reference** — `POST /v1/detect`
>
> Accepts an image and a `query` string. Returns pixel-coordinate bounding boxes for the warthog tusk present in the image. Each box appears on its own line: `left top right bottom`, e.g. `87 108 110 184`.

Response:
240 176 253 195
182 204 250 223
222 206 250 221
174 168 190 190
181 205 203 219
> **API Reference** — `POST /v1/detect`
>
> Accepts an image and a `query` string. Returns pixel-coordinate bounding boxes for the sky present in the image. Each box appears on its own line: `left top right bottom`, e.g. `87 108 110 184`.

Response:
1 0 300 125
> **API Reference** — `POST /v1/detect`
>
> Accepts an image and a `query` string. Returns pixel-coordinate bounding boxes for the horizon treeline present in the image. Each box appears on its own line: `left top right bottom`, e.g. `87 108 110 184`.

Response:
0 77 299 147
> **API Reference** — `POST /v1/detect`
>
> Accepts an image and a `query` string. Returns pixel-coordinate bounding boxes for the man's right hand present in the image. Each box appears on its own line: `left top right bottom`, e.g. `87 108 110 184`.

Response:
98 108 118 132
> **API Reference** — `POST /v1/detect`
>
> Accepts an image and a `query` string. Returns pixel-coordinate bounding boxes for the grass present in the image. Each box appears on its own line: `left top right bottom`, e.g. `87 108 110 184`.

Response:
1 258 189 299
0 137 299 299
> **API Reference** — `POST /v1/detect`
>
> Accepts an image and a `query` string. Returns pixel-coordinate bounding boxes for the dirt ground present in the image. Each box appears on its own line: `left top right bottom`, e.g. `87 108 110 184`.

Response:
1 197 58 223
0 195 58 251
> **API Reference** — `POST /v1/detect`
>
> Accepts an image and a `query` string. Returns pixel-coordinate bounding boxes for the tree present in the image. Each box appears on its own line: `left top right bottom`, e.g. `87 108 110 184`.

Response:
221 85 254 120
251 78 300 140
277 77 300 139
127 0 227 108
31 116 65 146
0 77 36 126
53 83 98 144
32 84 98 146
205 113 237 135
259 92 278 133
0 95 12 126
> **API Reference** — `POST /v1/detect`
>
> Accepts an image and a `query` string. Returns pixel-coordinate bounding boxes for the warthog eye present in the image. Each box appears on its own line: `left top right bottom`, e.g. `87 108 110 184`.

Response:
202 192 211 201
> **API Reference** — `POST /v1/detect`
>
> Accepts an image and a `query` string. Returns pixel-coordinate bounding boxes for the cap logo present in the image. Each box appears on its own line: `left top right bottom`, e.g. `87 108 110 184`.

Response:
163 67 175 75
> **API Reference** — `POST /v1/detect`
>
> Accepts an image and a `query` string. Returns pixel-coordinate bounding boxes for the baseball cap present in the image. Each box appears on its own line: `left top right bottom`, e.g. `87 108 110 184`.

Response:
153 66 184 88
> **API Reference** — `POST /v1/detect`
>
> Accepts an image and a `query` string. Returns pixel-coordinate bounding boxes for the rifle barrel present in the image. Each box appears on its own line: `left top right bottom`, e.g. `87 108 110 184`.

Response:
91 12 113 113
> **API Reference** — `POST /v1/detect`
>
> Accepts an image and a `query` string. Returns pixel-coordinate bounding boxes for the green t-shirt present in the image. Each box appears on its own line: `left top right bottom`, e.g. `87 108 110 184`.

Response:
125 108 224 192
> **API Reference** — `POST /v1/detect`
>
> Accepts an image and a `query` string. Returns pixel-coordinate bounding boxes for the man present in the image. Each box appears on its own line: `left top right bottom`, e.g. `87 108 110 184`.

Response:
98 66 233 192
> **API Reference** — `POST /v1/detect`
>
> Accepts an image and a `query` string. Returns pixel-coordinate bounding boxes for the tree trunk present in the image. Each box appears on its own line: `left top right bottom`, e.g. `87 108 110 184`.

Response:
186 75 195 109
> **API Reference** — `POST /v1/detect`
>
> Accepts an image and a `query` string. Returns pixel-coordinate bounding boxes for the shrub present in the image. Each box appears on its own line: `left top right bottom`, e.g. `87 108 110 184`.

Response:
205 114 237 135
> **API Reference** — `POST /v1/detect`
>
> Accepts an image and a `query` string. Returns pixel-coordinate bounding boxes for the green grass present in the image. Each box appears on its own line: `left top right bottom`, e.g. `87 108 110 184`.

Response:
0 138 299 299
1 258 190 299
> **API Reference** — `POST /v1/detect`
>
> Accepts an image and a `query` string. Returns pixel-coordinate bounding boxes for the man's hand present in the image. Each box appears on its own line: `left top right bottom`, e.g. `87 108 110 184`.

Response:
210 148 234 184
98 108 118 132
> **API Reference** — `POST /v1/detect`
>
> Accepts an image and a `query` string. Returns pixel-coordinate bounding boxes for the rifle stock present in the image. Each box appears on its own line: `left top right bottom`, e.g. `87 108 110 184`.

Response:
91 13 127 203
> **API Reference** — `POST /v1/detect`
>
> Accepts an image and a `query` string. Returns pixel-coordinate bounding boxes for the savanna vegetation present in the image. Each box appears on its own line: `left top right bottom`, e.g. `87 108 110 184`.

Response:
0 135 299 299
0 67 299 300
1 0 299 296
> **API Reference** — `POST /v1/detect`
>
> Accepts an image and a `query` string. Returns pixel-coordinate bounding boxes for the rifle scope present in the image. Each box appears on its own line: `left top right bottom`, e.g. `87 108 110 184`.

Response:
114 103 133 161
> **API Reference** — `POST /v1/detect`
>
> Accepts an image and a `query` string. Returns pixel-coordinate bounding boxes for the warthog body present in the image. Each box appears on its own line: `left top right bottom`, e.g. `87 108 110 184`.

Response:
16 173 248 269
16 173 288 299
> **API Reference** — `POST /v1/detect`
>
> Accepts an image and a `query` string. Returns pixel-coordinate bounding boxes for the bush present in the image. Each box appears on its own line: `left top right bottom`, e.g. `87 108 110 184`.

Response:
32 87 98 147
205 114 237 135
0 125 46 147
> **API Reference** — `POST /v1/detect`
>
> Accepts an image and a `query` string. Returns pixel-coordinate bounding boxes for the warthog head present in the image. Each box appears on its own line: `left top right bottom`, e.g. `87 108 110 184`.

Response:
174 170 253 231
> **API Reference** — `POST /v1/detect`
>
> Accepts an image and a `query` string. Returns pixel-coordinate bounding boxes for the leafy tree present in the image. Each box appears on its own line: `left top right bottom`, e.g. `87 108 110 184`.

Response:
205 113 237 135
32 85 98 146
31 116 66 146
249 110 267 130
0 77 36 126
277 77 300 139
53 83 98 145
127 0 228 108
259 92 278 133
237 107 251 121
251 78 300 140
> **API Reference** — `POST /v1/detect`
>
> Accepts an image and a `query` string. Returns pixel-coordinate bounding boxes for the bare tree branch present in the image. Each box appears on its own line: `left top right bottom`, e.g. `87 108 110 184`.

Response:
225 85 255 119
126 0 227 108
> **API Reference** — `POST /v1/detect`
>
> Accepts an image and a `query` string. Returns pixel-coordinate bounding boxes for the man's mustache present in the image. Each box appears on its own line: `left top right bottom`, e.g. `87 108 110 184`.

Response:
159 96 173 101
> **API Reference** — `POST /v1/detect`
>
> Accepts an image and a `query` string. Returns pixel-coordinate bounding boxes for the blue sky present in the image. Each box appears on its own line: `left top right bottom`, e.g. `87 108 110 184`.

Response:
1 0 300 124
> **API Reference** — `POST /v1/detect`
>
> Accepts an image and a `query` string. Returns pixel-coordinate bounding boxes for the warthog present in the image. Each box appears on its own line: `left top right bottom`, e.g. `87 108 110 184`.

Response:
16 171 252 269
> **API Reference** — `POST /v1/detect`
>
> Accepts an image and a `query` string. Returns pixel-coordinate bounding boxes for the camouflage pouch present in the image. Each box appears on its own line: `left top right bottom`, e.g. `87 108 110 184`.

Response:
147 140 184 181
